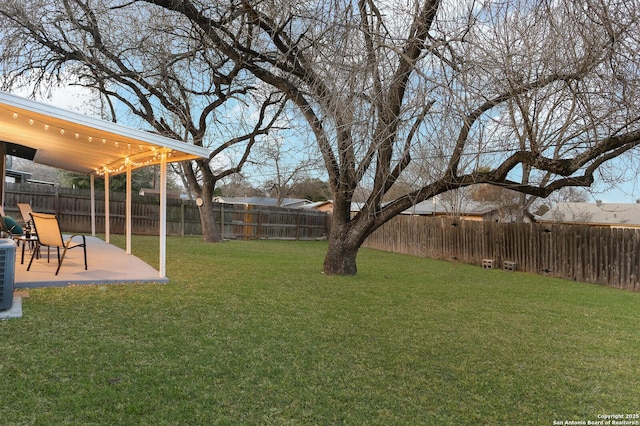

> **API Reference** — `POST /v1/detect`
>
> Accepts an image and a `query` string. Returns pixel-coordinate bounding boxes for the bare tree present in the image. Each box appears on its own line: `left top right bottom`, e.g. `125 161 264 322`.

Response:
289 178 332 202
260 141 309 206
0 0 285 241
254 123 323 205
137 0 640 275
5 0 640 275
217 173 264 197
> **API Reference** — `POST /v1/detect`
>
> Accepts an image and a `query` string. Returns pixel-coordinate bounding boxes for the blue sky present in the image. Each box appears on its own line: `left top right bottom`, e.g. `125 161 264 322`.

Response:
589 182 640 203
16 84 640 205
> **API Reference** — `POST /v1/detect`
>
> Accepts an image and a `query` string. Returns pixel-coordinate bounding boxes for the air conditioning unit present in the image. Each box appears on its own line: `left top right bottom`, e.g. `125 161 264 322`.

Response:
0 238 16 311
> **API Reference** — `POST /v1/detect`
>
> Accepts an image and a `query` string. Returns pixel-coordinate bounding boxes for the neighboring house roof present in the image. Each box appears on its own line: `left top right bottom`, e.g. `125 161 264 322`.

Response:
139 188 190 200
538 202 640 227
402 199 500 216
214 196 312 208
300 200 333 211
351 199 532 222
351 199 500 216
5 169 32 183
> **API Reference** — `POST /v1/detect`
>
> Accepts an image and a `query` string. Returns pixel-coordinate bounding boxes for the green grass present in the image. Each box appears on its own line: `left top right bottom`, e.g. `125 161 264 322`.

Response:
1 236 639 425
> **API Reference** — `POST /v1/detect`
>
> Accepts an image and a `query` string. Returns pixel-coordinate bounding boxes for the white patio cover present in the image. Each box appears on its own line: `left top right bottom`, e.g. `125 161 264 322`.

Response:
0 91 211 279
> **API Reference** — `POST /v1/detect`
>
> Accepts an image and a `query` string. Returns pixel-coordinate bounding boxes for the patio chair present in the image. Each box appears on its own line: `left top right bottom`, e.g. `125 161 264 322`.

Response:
17 203 35 232
27 212 87 275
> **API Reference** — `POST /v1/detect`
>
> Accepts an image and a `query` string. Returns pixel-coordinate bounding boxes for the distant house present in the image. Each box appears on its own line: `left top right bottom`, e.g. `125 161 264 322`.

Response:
300 200 334 212
538 202 640 229
213 196 312 209
5 169 31 183
402 199 505 221
5 169 55 186
352 198 532 222
139 188 190 200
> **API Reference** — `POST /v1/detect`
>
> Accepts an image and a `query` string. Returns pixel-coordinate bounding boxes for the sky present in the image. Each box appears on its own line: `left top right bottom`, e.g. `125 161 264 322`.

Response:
9 84 640 205
589 180 640 204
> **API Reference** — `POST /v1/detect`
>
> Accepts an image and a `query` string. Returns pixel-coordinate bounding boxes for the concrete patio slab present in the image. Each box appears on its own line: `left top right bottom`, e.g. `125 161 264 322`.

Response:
13 236 169 288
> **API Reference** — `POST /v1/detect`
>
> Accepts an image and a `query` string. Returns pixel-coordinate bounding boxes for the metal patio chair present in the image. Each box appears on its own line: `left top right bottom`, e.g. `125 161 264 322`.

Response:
16 203 34 228
27 212 87 275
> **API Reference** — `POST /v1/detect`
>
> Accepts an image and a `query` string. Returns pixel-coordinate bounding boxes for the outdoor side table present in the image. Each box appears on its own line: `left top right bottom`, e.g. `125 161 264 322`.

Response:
12 235 39 265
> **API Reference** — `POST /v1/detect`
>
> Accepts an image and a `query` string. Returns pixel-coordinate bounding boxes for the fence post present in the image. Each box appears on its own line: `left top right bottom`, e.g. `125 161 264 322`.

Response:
55 185 60 216
244 205 252 240
296 211 301 240
180 201 185 237
220 203 225 239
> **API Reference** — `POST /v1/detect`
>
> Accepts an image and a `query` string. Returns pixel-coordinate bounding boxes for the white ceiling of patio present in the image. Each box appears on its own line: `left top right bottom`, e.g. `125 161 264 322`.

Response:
0 91 211 175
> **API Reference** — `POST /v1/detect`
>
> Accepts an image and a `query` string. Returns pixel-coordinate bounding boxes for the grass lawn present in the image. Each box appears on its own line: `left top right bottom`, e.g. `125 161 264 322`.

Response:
1 236 639 425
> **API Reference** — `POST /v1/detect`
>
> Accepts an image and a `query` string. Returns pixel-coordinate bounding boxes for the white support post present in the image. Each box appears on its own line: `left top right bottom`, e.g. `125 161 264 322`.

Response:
159 152 167 278
126 162 132 255
104 171 110 244
90 174 96 237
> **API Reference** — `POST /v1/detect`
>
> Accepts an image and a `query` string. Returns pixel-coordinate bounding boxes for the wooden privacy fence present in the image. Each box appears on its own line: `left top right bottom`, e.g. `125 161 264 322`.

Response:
363 215 640 291
4 183 329 240
216 204 329 240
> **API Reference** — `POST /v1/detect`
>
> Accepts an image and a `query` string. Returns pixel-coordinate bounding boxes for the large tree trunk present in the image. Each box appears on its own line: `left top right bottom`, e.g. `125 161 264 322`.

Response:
323 228 360 275
322 200 370 275
197 170 222 242
199 198 221 242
